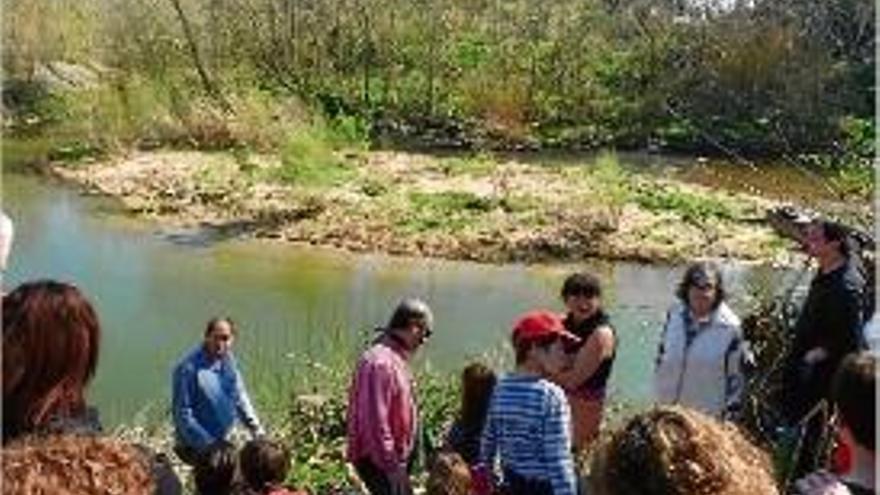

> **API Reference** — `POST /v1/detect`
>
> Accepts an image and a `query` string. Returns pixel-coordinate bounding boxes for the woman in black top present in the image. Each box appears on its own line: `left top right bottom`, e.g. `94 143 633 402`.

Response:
552 273 617 452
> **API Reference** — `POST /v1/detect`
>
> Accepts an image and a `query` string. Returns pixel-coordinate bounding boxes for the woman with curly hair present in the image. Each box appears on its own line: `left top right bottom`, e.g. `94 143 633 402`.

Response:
1 434 155 495
590 406 779 495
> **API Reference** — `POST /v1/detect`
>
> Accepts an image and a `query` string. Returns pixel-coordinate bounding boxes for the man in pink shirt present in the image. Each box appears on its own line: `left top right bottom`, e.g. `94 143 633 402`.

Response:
346 298 434 495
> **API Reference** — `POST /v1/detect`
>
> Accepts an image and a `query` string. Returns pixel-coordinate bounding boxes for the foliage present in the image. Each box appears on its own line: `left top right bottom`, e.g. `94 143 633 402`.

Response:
633 184 737 224
435 152 498 177
2 0 873 161
402 191 495 233
276 127 356 188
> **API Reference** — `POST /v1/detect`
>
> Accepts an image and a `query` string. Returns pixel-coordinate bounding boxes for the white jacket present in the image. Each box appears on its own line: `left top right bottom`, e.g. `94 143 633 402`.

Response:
653 301 746 419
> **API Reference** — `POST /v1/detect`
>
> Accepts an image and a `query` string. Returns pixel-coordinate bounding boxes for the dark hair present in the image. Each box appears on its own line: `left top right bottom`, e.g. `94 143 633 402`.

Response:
205 317 236 337
194 443 238 495
590 406 778 495
386 298 433 333
2 280 101 440
675 262 725 310
815 220 852 258
239 438 291 492
561 273 602 299
513 334 560 364
832 352 876 450
459 363 497 430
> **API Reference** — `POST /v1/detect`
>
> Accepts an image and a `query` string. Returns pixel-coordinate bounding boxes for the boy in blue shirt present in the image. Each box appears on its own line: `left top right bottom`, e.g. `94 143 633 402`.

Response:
477 310 579 495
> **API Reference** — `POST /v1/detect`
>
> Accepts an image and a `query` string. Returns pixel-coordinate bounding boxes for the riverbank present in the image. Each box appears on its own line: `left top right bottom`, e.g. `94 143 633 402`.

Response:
48 148 799 265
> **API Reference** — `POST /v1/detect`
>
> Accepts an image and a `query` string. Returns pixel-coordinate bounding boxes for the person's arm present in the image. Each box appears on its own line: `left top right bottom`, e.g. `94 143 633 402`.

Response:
474 391 499 495
821 282 864 360
722 333 745 420
229 357 265 437
359 362 404 474
554 325 614 391
543 391 577 495
653 310 675 402
172 363 214 449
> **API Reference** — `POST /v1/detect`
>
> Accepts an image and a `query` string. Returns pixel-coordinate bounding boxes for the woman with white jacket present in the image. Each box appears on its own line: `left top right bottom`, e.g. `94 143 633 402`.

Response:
654 262 748 420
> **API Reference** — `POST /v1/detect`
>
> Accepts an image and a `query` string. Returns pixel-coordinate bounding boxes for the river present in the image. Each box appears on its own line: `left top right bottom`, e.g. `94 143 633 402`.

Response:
2 164 793 427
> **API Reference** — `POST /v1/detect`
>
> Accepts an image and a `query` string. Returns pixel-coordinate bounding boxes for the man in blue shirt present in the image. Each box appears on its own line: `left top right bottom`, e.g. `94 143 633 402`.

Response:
172 317 264 464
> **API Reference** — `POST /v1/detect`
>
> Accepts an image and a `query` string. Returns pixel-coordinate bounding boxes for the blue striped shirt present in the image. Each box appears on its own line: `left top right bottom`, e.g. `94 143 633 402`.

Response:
479 373 577 495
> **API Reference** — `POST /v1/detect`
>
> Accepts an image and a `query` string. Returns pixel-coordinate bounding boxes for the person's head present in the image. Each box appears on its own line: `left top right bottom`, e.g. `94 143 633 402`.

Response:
459 362 497 428
832 352 876 453
194 442 238 495
676 262 725 318
805 220 851 261
426 451 472 495
383 297 434 352
239 438 291 493
204 317 236 360
512 310 580 375
561 272 603 323
2 434 153 495
590 406 779 495
2 280 101 439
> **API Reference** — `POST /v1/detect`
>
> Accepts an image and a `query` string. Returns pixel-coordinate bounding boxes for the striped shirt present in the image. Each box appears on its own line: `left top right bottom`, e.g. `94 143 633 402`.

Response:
479 373 577 495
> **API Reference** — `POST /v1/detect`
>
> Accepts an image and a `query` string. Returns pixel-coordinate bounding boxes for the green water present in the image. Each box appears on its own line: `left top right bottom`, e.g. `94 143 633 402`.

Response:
2 164 791 427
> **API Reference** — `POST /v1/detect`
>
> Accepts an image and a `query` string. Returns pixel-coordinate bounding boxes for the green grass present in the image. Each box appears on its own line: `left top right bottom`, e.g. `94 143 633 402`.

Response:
401 191 495 233
435 152 498 177
276 127 356 188
633 185 737 224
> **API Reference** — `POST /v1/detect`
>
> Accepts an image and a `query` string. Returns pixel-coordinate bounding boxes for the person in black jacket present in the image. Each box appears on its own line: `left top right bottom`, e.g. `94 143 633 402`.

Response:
783 221 867 476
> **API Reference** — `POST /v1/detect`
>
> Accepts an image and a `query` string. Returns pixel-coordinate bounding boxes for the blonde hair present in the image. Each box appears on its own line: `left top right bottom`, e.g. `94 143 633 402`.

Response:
1 434 154 495
426 452 472 495
590 406 779 495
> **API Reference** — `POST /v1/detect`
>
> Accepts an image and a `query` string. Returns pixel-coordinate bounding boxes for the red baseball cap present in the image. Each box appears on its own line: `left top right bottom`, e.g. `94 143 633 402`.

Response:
512 310 581 345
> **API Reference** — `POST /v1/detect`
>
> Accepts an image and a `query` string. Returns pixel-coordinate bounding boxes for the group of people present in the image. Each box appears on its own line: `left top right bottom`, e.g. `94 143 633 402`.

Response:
343 220 875 495
0 280 305 495
1 214 876 495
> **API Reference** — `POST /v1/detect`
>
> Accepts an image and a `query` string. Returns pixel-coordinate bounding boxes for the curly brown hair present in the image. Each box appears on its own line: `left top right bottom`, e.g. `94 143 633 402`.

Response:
1 434 153 495
590 406 779 495
426 452 471 495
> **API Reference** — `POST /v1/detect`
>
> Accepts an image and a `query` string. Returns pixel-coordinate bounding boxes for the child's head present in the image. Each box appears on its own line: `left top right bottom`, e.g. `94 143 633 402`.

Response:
240 438 291 492
460 362 497 427
426 452 472 495
194 443 238 495
832 352 876 452
512 310 579 375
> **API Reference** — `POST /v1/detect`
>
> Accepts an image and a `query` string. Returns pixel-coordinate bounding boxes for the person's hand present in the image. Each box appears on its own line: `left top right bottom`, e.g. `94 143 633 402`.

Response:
803 347 829 365
794 471 852 495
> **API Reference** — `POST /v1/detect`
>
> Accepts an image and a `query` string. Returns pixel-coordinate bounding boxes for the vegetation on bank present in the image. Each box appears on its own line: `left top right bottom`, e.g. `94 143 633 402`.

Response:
47 145 801 264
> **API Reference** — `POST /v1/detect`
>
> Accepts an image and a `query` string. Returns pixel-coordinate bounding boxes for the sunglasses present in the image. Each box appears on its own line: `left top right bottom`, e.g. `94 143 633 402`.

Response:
416 321 433 339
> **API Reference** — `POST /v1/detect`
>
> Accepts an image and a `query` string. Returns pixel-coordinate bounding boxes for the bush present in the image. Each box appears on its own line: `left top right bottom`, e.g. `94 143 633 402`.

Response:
402 191 495 232
634 185 736 224
276 126 355 187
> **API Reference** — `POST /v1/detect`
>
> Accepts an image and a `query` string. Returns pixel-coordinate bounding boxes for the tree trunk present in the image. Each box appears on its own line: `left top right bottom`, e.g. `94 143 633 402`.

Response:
169 0 232 113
